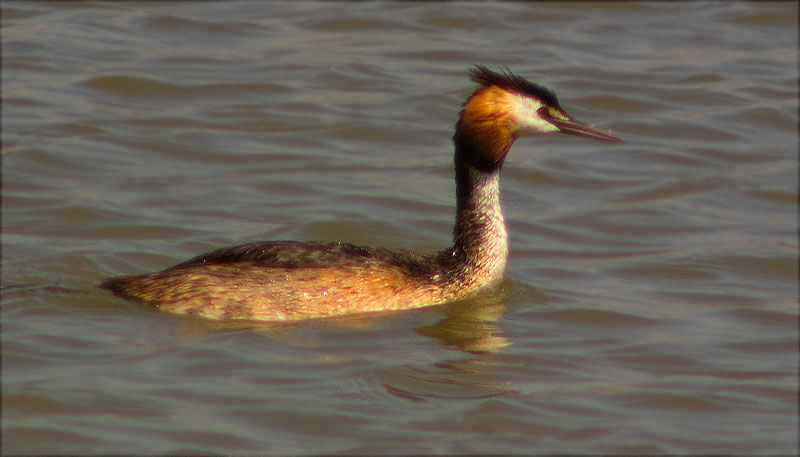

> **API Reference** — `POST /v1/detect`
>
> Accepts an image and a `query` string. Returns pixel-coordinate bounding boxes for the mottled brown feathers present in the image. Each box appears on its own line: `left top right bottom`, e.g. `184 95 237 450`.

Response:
100 240 497 321
171 241 428 271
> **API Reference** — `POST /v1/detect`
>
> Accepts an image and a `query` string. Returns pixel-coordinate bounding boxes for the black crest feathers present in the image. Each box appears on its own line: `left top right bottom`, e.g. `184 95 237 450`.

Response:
469 65 561 108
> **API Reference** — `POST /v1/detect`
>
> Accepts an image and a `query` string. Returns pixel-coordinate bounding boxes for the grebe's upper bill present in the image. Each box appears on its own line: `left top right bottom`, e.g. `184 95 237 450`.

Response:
539 107 624 143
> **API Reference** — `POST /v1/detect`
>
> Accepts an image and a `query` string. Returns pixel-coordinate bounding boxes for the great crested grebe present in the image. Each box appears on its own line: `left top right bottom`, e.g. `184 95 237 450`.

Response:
101 66 622 321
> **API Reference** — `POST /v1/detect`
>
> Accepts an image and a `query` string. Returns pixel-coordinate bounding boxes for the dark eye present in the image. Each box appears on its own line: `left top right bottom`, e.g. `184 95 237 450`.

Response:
536 106 553 120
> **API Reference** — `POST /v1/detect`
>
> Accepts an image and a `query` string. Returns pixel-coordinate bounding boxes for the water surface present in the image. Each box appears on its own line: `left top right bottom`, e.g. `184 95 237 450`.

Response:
2 2 797 454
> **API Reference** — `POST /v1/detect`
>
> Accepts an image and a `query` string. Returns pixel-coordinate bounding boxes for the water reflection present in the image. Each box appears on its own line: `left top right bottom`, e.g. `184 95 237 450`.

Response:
379 281 547 402
416 286 512 354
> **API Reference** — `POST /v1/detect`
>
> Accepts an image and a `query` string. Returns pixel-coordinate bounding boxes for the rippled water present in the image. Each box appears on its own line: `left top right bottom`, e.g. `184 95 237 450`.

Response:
2 2 797 454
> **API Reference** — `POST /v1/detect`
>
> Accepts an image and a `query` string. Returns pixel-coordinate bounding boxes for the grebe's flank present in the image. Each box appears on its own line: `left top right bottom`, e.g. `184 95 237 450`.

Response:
100 65 622 321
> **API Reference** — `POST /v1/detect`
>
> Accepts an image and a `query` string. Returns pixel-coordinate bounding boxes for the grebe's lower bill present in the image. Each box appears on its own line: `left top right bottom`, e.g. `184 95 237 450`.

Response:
101 66 622 321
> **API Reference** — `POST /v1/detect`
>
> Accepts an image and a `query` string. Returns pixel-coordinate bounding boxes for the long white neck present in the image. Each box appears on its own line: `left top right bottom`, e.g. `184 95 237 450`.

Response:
438 162 508 291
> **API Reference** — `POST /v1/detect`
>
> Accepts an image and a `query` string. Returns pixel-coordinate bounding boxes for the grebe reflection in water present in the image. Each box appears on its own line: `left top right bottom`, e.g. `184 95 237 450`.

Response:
101 66 622 321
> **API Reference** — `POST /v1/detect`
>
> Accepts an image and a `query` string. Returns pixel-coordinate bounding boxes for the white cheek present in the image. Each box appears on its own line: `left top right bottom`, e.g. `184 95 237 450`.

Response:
517 117 560 137
511 97 560 136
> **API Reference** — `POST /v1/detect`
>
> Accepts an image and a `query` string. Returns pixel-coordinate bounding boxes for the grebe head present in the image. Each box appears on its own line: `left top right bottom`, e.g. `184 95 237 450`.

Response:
454 65 623 171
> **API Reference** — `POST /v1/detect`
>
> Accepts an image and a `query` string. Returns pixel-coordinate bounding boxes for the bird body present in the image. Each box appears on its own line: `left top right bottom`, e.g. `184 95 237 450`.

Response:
101 66 621 321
